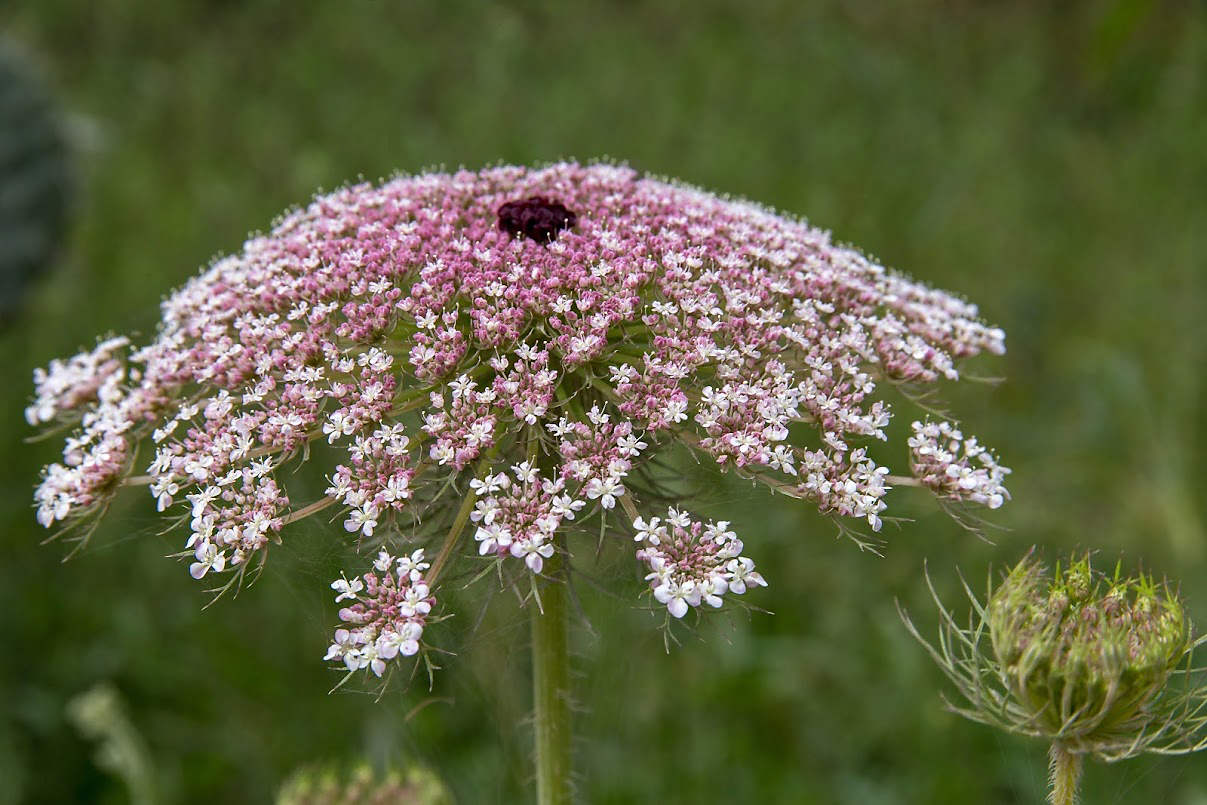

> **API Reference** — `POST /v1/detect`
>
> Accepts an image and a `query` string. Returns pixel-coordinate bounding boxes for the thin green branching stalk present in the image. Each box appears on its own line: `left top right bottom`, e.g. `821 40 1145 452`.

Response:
426 471 480 588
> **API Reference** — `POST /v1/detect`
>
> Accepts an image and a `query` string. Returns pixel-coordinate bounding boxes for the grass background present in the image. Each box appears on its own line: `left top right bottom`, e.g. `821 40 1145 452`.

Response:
2 0 1206 802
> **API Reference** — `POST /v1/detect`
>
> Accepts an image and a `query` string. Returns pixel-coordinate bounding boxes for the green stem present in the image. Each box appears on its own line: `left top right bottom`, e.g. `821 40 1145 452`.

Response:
1047 743 1082 805
531 543 573 805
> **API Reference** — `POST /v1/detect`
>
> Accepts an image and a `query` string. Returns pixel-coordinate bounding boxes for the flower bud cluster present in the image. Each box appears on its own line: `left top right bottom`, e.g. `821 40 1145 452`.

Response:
278 763 451 805
325 548 433 677
987 554 1190 750
905 550 1207 763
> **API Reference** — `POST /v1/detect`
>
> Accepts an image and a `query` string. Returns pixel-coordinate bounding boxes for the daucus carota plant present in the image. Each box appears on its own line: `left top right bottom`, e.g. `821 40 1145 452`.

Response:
30 162 1010 802
902 551 1207 805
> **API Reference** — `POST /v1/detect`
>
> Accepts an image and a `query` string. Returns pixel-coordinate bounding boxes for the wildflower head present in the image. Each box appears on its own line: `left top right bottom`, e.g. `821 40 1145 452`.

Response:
29 162 1009 682
904 550 1207 761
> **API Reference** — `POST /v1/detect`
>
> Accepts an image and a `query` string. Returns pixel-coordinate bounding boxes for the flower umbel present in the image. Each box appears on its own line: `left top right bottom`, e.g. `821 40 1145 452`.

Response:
29 162 1010 680
324 549 434 679
902 550 1207 804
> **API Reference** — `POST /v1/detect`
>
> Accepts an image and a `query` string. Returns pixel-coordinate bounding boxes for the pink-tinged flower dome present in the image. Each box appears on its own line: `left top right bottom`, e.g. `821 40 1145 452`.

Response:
30 161 1008 678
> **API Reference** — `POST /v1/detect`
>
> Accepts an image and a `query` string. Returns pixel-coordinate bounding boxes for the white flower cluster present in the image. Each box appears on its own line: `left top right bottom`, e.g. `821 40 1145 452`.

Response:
470 462 585 573
634 508 767 618
553 405 645 511
324 548 432 677
908 420 1011 510
25 336 131 426
798 444 891 531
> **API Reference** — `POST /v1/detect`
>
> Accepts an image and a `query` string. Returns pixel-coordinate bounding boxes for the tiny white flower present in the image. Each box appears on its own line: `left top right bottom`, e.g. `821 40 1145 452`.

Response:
344 504 380 537
373 550 394 572
324 628 357 662
401 584 432 617
475 522 513 555
396 549 429 582
726 557 766 594
616 433 647 458
189 542 226 580
511 537 555 573
701 576 728 608
331 574 364 602
470 473 509 497
186 486 220 520
633 516 667 545
381 474 411 503
654 579 700 619
551 494 584 520
666 507 691 529
704 520 736 544
512 461 539 484
584 477 625 509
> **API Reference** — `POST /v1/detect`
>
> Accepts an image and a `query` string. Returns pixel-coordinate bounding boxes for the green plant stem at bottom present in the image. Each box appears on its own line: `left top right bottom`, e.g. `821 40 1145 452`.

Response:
531 543 572 805
1047 743 1082 805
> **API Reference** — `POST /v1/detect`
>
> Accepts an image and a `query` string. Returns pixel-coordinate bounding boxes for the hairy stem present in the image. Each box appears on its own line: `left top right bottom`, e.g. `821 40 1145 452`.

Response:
1047 743 1082 805
531 541 573 805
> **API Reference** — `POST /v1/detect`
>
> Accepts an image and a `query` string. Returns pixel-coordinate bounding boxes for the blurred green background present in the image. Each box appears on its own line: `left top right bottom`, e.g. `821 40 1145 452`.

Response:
3 0 1206 802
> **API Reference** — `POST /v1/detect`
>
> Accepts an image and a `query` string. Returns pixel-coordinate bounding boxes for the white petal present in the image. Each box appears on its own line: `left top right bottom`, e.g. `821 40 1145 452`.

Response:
668 597 689 619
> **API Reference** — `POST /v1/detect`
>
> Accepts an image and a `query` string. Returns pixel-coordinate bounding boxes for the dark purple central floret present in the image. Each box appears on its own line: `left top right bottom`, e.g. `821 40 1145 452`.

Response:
496 196 577 244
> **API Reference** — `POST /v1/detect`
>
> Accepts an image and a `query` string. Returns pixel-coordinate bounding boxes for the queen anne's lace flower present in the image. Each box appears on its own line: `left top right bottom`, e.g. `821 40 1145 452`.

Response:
29 161 1009 675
